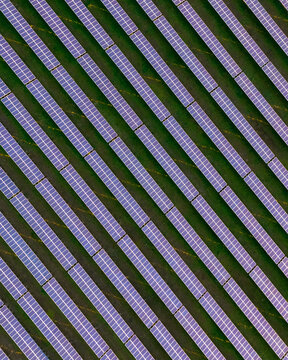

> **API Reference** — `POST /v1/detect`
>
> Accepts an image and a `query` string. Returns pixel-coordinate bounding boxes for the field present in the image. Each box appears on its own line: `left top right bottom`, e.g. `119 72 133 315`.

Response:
0 0 287 359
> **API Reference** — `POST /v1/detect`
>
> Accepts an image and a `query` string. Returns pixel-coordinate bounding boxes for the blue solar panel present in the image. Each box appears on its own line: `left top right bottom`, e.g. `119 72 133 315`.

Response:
0 0 287 358
0 304 48 360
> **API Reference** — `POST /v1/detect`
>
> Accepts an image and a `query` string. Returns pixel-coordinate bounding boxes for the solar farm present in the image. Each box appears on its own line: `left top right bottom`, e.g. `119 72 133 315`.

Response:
0 0 287 358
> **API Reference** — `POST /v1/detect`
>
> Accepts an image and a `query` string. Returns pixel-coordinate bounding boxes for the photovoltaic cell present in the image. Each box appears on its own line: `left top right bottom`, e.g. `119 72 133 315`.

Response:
0 122 44 185
224 278 288 358
163 116 227 192
149 321 190 360
68 263 134 343
244 0 288 56
0 211 52 286
35 178 102 256
220 186 286 267
166 207 231 285
176 0 241 78
60 164 126 241
0 35 35 84
199 292 261 360
125 335 154 360
18 292 82 360
0 1 60 70
0 166 20 199
192 195 256 273
0 305 48 360
10 193 77 271
118 235 182 314
0 1 287 359
0 257 27 300
93 249 159 329
210 87 274 163
43 278 111 358
0 348 9 360
26 79 93 157
174 307 225 360
64 0 114 49
29 0 86 59
207 0 288 103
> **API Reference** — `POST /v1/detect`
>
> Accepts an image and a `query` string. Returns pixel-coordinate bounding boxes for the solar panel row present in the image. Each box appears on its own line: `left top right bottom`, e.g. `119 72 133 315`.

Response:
207 0 288 101
0 211 52 286
0 259 82 359
244 0 288 56
223 278 287 359
0 347 9 360
0 182 159 359
280 0 288 11
0 114 227 358
1 0 286 296
97 0 288 206
18 293 81 360
0 196 164 357
43 277 113 359
0 165 183 358
0 31 284 360
166 111 288 270
0 0 287 359
0 304 48 360
59 165 225 358
3 75 286 359
72 0 288 234
174 0 288 145
135 0 288 181
0 142 242 358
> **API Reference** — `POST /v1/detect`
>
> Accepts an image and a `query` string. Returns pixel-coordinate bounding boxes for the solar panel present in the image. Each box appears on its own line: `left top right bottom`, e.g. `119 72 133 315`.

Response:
0 304 48 360
244 0 288 56
0 35 35 84
0 211 52 285
234 72 288 145
35 178 102 256
199 292 261 360
0 258 79 359
124 335 154 360
1 93 69 170
174 307 225 360
210 87 275 163
224 278 288 358
18 292 82 360
0 348 9 360
149 321 190 360
0 122 45 185
0 0 287 358
26 0 288 221
10 192 77 271
0 1 60 70
93 249 159 329
176 0 241 78
64 0 114 50
220 186 286 264
69 263 134 343
43 277 112 358
208 0 288 103
4 0 286 278
174 0 288 145
0 258 27 300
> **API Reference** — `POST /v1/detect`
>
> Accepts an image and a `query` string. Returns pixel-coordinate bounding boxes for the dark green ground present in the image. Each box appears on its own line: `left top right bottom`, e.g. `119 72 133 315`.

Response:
0 0 288 359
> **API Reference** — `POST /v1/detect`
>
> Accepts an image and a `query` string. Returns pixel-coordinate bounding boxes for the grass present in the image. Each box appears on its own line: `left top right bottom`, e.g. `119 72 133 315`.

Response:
0 278 62 360
259 0 288 36
0 320 26 360
82 0 288 295
221 0 288 80
0 0 287 358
